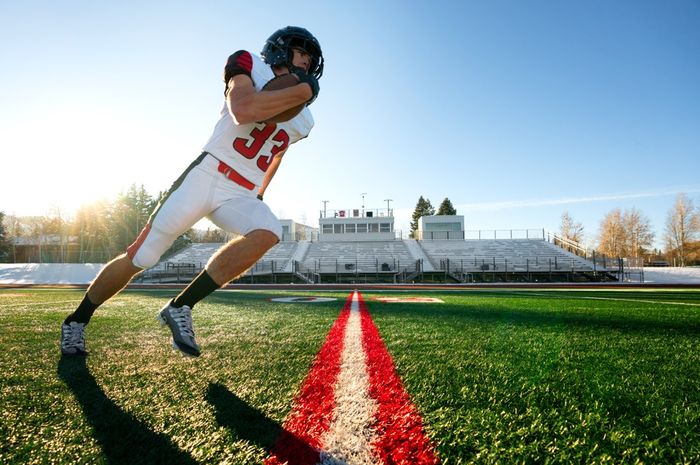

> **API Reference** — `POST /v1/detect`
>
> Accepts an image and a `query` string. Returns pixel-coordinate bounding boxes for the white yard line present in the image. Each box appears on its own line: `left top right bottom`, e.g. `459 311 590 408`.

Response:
318 292 379 465
509 291 700 307
574 296 700 307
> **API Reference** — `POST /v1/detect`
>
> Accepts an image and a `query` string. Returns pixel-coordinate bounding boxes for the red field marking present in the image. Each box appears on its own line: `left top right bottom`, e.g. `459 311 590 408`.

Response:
266 291 439 464
358 291 440 464
264 293 352 465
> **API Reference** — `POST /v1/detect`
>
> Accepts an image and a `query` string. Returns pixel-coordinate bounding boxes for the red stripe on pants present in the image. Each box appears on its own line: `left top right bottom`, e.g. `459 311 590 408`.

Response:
126 224 152 261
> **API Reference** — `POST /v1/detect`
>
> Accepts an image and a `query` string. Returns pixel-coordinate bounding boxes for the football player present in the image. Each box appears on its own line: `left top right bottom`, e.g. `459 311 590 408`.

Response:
60 26 323 357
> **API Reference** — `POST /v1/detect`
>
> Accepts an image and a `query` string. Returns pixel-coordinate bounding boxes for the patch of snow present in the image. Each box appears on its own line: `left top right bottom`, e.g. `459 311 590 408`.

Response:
642 267 700 284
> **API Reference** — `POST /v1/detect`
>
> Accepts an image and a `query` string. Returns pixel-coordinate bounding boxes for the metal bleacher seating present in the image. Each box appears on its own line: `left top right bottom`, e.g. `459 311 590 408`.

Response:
160 241 299 274
141 233 612 283
299 241 416 273
419 239 595 273
166 243 221 267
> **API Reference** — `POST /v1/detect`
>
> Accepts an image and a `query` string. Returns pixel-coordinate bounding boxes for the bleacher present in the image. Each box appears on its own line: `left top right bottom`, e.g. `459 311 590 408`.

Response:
166 243 221 267
419 239 599 277
298 241 416 274
140 234 617 284
141 241 299 282
247 241 299 274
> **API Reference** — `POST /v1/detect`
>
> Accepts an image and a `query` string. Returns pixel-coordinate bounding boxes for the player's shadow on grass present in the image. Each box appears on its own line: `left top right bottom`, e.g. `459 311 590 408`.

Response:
57 356 197 465
206 382 319 464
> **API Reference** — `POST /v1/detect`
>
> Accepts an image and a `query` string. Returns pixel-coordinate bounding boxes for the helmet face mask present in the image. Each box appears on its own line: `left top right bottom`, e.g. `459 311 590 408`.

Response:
262 26 324 79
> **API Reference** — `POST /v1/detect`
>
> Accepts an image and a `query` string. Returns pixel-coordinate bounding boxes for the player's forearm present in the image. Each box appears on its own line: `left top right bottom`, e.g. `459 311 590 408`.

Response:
229 85 311 125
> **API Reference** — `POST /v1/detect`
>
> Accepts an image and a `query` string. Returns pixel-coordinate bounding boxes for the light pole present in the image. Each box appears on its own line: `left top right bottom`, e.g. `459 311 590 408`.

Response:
322 200 329 218
384 199 393 217
361 193 367 217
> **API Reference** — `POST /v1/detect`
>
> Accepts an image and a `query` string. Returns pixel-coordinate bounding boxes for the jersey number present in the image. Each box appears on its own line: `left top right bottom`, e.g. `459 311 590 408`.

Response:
233 123 289 172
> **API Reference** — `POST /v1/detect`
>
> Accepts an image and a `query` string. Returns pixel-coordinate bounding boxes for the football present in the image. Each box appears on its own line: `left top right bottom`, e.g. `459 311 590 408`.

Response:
261 74 305 123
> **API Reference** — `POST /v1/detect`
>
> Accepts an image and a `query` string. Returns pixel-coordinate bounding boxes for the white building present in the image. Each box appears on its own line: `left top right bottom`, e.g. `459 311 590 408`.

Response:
418 215 465 240
279 219 317 242
318 207 395 242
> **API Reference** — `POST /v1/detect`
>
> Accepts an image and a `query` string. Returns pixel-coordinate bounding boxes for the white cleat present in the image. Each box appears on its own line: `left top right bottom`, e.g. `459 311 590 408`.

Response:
61 322 88 356
157 300 201 357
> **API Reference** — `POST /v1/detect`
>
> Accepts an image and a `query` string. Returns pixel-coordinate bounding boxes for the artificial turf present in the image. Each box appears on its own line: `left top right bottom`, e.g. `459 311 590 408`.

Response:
1 288 699 464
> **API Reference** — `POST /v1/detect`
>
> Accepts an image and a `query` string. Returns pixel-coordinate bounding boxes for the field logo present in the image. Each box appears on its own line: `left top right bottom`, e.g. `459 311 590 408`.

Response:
270 296 338 303
373 296 444 303
266 290 438 465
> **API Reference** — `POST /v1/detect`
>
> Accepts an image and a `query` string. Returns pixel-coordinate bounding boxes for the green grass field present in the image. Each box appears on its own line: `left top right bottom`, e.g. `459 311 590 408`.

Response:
1 288 699 464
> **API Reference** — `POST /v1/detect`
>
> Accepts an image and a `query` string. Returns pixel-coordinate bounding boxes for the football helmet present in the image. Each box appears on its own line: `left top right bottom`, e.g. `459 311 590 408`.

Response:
261 26 324 79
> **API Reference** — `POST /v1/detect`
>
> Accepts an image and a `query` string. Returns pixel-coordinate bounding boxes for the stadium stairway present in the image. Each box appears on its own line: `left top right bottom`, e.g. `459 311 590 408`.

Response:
289 241 311 271
402 239 436 271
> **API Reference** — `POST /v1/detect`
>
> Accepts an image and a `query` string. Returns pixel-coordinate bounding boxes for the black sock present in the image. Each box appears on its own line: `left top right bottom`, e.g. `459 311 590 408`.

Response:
64 294 99 325
172 270 220 309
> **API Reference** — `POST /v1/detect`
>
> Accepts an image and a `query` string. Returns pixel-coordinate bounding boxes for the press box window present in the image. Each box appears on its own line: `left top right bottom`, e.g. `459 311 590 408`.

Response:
322 224 333 234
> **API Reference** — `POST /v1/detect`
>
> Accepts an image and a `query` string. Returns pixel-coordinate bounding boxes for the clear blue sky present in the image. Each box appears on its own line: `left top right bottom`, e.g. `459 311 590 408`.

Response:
1 0 699 248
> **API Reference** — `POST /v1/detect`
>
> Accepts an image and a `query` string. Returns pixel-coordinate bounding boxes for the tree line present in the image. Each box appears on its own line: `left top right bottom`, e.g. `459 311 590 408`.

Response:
3 191 699 265
0 184 228 264
410 193 700 266
556 193 700 265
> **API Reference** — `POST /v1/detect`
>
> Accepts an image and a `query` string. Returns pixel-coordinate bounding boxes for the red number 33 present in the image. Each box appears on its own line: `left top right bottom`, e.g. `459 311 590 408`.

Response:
232 123 289 172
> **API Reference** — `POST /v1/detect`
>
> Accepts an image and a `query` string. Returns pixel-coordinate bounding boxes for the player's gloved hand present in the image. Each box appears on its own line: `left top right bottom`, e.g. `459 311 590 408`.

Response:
256 194 264 201
293 69 319 105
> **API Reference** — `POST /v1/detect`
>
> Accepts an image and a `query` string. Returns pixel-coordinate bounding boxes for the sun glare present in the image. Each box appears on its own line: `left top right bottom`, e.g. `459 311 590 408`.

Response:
5 101 189 218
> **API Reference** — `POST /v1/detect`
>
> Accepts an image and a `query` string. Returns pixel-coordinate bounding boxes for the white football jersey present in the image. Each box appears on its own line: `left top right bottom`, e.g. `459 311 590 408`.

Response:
202 51 314 188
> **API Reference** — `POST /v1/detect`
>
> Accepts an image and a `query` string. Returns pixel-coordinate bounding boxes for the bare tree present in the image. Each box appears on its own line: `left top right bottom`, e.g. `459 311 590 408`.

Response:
559 211 584 251
598 208 655 258
623 208 654 258
597 209 625 257
664 193 700 266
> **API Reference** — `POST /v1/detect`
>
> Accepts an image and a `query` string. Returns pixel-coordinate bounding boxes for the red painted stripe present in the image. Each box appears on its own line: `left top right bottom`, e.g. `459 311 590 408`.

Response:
358 291 440 464
265 293 353 465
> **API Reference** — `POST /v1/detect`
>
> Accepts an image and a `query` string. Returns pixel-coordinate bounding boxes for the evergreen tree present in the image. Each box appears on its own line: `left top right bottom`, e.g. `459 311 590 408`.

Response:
0 211 10 262
72 201 113 262
436 198 457 215
409 196 435 238
109 184 156 252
